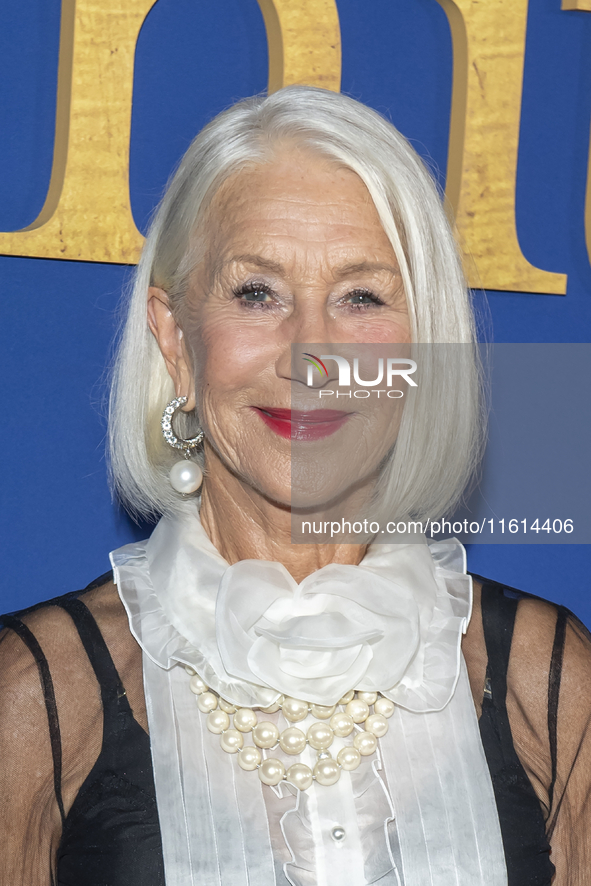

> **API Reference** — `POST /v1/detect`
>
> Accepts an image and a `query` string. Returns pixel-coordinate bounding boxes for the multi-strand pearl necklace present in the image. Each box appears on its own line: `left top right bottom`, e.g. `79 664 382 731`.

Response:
185 666 394 790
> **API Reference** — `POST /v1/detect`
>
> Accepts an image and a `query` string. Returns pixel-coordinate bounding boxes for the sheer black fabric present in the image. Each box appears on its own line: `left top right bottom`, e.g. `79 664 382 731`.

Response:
55 597 164 886
2 572 591 885
3 593 165 886
476 579 554 885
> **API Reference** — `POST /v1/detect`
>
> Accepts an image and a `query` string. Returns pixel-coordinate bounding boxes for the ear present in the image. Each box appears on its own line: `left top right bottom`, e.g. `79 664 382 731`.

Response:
147 287 196 411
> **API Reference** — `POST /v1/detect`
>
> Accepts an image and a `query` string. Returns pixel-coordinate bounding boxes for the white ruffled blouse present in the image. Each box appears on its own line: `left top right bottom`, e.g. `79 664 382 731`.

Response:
110 507 508 886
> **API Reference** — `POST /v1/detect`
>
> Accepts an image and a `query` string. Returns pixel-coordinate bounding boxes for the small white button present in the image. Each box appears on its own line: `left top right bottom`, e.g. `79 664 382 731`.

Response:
331 826 346 843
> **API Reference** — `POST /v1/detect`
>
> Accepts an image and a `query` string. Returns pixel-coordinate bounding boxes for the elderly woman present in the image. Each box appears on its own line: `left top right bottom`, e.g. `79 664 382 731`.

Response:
1 86 590 886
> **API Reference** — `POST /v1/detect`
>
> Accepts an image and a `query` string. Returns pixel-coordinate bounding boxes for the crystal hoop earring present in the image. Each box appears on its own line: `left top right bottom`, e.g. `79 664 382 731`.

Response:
161 396 204 494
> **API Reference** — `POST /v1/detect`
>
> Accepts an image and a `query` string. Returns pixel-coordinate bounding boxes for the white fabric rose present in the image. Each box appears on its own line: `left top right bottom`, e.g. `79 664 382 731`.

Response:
216 559 420 705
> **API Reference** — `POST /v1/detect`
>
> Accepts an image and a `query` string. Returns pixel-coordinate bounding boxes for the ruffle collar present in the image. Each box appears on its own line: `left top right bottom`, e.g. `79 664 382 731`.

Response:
111 507 472 712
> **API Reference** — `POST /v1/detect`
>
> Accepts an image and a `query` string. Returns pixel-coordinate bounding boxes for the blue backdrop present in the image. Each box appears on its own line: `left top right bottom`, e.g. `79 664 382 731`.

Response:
1 0 590 622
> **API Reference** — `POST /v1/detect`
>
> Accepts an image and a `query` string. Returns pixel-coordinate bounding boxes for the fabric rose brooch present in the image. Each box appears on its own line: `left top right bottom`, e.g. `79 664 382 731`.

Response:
215 559 421 706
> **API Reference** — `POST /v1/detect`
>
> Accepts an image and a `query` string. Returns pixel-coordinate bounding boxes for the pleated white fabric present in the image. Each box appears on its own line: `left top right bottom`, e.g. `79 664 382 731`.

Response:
381 663 506 885
111 507 507 886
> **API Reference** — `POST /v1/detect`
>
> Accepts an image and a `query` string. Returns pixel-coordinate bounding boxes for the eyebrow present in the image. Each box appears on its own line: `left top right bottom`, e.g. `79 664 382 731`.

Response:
216 254 285 276
332 261 400 279
219 254 399 278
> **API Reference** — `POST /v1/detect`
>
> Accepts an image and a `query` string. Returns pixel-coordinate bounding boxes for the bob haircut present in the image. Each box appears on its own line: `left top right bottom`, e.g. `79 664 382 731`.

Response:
109 85 484 524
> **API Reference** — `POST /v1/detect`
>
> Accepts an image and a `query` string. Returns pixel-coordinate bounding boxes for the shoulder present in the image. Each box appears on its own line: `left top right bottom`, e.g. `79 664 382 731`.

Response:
473 574 591 680
1 572 127 648
0 572 120 724
0 571 145 808
1 575 115 685
471 574 591 706
1 570 116 627
0 572 139 721
464 574 591 733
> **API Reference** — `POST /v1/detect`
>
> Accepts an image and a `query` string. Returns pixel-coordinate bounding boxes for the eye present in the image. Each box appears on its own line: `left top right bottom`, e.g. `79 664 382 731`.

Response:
343 288 385 308
233 281 274 306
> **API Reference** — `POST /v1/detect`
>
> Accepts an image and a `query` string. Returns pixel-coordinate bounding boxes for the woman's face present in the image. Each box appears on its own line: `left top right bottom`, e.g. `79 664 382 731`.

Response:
155 146 410 508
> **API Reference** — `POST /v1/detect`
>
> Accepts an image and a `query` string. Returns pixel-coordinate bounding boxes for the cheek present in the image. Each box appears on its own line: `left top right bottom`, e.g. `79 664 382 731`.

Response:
192 316 277 398
340 318 411 346
372 318 411 345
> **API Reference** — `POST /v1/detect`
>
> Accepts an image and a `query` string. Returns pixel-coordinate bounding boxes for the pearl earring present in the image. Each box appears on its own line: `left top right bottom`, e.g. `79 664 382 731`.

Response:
161 396 204 494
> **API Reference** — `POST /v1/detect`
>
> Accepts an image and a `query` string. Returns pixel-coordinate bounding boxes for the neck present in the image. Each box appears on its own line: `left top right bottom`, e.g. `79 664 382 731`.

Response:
199 449 368 583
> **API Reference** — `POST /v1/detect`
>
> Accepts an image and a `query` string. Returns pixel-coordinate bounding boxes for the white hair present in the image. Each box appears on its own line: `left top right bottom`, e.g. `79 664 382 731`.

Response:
109 86 484 523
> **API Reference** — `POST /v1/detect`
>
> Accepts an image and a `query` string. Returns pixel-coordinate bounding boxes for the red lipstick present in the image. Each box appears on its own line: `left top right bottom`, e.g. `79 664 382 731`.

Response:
254 408 351 441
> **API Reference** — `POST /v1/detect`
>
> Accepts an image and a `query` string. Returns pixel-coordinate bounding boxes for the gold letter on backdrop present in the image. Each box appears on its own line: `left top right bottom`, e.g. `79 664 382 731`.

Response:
0 0 339 264
256 0 341 93
0 0 155 264
437 0 567 293
562 0 591 268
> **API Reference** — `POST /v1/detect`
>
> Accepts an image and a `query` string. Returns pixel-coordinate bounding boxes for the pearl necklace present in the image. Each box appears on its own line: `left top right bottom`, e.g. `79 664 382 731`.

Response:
185 666 394 790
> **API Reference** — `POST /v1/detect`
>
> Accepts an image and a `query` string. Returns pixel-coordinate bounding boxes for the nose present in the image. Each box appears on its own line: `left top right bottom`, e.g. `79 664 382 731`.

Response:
274 299 338 386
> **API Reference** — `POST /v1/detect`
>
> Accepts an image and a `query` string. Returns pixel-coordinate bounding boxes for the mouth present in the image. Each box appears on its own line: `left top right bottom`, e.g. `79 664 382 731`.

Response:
253 407 352 441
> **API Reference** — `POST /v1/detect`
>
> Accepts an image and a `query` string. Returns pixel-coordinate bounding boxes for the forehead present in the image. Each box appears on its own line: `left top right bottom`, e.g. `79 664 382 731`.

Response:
201 146 393 261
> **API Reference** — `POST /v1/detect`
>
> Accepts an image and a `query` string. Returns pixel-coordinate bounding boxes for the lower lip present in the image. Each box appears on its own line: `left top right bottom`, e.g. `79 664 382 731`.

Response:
254 408 351 441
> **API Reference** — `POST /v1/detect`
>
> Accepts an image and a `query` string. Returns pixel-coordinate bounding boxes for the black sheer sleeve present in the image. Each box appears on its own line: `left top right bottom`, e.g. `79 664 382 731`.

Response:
0 577 147 886
466 577 591 885
0 599 100 885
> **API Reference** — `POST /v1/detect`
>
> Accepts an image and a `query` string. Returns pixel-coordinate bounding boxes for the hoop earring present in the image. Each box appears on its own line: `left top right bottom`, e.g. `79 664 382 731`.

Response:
161 396 204 494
